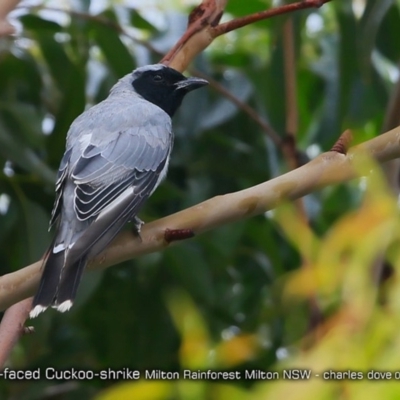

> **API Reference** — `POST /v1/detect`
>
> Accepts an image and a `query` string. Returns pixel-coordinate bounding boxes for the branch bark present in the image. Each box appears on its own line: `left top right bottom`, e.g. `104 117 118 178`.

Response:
0 0 20 36
0 298 32 366
1 125 400 311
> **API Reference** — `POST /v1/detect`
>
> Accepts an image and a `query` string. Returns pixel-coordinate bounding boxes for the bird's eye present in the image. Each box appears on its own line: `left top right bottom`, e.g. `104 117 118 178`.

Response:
153 74 163 82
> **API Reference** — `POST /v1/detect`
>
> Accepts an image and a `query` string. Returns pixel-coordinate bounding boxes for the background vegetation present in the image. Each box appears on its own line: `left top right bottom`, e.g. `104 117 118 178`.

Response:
1 0 400 399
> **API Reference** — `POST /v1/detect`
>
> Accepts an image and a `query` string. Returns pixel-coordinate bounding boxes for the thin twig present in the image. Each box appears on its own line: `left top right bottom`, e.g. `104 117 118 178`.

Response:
161 0 226 65
163 0 333 71
0 0 21 36
212 0 332 37
190 68 282 146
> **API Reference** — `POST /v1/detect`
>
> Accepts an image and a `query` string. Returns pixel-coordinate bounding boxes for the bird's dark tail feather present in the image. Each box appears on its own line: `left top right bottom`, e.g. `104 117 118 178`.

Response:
30 247 88 318
53 256 87 311
30 249 65 318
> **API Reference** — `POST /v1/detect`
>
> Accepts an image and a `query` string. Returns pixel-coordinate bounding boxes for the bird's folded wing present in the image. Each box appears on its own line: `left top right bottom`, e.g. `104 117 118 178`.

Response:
72 128 169 221
50 120 171 227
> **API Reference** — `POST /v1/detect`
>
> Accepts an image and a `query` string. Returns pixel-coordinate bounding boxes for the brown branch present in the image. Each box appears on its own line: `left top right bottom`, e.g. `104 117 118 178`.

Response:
212 0 332 37
0 298 32 368
0 0 21 36
2 125 400 311
163 0 333 72
161 0 226 66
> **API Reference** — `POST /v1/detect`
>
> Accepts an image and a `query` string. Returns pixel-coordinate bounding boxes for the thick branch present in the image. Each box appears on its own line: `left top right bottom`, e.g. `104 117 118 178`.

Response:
1 125 400 311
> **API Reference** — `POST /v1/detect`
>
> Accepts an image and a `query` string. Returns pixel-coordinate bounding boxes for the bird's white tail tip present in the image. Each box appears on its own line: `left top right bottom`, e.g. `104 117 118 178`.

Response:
29 305 47 319
56 300 73 313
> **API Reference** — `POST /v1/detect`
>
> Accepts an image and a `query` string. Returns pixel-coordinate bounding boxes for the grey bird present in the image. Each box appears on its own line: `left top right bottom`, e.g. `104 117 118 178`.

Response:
30 64 208 318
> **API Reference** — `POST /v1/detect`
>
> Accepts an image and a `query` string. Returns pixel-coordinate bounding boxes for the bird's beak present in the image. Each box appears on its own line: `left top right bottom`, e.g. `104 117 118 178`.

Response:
175 77 208 92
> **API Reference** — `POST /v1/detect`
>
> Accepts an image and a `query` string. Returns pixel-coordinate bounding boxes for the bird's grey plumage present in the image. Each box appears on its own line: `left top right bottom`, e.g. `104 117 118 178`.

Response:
31 64 208 318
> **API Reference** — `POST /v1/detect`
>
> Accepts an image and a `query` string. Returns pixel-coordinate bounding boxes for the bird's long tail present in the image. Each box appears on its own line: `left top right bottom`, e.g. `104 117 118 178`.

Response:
30 249 88 318
30 249 65 317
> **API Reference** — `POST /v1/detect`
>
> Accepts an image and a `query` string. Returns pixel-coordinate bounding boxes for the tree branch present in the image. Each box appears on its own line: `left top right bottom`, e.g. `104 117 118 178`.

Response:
0 298 32 367
281 15 323 332
0 0 21 36
1 125 400 311
161 0 227 67
212 0 331 36
163 0 333 71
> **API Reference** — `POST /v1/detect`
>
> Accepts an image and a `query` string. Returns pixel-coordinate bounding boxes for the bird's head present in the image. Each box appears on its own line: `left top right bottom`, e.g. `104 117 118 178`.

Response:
129 64 208 117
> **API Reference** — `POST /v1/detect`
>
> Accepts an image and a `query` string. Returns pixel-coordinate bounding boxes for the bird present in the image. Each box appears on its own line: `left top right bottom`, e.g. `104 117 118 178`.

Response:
30 64 208 318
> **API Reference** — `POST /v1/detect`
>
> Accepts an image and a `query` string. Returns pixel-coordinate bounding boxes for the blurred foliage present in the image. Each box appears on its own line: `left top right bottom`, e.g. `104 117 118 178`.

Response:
1 0 400 399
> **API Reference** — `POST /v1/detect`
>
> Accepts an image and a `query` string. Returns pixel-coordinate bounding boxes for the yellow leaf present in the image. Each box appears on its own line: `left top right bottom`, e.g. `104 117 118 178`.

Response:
215 334 258 367
166 290 211 368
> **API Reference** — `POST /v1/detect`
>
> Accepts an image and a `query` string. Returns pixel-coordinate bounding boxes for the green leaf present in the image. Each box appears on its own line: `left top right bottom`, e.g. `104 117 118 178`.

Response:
0 53 42 105
130 10 158 32
376 3 400 62
0 102 44 148
165 244 215 305
225 0 272 17
20 14 62 33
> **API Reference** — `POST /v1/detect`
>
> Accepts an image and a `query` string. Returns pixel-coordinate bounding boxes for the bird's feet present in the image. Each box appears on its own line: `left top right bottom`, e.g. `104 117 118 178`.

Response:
131 217 144 241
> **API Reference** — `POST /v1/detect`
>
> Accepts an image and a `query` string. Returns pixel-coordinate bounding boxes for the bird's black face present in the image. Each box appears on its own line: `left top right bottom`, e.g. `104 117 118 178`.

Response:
131 66 208 117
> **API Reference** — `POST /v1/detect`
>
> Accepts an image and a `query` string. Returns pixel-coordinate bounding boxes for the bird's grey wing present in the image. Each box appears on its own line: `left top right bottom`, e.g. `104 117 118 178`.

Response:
72 121 171 223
